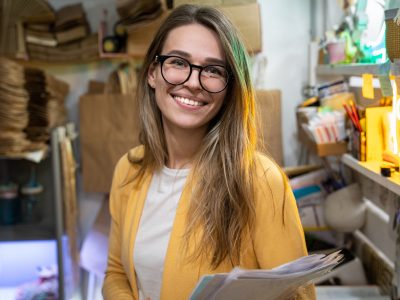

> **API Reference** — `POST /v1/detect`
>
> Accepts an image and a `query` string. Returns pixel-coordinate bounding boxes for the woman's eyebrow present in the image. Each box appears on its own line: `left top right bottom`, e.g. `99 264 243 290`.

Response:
165 49 190 57
165 49 226 65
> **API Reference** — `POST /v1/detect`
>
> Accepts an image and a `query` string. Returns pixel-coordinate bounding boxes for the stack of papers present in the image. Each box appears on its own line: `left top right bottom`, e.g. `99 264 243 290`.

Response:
190 250 343 300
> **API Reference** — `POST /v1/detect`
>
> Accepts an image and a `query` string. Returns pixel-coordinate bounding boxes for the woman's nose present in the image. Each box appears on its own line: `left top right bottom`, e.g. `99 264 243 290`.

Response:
183 68 202 90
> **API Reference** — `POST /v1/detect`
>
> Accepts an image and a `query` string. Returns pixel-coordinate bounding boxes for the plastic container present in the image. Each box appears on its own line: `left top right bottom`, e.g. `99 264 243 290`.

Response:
327 41 346 64
0 183 19 225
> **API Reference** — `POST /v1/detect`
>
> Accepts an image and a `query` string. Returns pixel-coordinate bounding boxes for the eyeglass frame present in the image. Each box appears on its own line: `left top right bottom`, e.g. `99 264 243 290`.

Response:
154 54 231 93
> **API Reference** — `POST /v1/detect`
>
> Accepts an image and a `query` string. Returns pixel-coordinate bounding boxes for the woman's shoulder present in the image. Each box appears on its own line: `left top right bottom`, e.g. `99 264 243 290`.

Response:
127 144 145 160
114 145 144 178
254 152 284 179
253 151 288 194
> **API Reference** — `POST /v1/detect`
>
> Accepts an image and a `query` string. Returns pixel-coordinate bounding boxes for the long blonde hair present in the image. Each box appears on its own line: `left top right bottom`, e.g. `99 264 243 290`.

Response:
129 4 258 269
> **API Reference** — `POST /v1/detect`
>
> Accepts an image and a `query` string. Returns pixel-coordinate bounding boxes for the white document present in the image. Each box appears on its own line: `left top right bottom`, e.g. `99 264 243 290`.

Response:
190 250 343 300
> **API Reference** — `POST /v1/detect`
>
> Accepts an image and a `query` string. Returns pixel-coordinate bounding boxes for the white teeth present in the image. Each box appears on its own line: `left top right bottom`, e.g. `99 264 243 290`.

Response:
174 96 205 107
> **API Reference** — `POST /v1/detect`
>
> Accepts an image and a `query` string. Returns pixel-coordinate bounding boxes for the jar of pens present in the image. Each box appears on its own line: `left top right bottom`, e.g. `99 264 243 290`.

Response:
343 100 366 161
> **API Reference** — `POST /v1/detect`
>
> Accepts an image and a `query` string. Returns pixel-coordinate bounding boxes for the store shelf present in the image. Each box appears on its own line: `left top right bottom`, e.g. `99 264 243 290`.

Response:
341 153 400 196
0 148 48 163
0 223 54 241
316 63 398 77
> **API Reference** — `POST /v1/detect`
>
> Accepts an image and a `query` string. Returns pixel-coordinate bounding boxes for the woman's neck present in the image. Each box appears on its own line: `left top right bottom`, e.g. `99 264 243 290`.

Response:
163 123 207 169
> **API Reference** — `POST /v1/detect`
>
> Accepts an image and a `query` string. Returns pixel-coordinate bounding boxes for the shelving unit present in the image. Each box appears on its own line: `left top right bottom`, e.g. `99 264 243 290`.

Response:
341 153 399 298
313 60 400 298
342 153 400 195
0 223 54 241
0 125 79 300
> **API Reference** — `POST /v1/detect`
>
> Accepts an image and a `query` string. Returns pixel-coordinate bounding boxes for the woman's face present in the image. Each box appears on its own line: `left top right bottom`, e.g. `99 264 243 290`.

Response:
148 23 228 135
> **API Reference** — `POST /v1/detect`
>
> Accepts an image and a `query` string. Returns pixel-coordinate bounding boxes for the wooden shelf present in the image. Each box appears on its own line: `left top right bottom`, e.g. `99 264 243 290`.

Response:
0 222 55 241
0 148 48 163
316 63 399 77
341 153 400 196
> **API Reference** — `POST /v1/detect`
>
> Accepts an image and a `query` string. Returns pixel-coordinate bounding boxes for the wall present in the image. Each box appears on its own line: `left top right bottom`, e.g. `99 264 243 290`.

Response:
258 0 311 166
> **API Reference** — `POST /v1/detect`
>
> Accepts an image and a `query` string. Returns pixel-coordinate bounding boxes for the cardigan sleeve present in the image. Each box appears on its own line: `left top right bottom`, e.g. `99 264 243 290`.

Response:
102 155 135 300
252 156 316 300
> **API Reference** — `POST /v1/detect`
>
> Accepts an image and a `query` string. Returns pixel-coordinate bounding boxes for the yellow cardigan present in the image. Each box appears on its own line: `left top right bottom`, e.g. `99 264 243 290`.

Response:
103 146 316 300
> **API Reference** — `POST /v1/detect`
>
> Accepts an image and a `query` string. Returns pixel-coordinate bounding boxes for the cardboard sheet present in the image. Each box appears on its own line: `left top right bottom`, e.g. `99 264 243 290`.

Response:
79 93 140 193
256 90 283 166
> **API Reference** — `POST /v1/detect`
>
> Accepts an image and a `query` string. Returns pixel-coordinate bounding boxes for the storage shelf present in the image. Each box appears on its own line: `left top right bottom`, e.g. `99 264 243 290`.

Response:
0 223 55 241
316 63 398 77
341 153 400 196
0 148 48 163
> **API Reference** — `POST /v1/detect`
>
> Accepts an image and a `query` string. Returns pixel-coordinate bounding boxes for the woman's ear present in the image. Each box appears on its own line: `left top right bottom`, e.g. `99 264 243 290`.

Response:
147 62 156 89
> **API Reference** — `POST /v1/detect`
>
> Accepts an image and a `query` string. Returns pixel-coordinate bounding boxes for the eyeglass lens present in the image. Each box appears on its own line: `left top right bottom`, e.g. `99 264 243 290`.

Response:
161 56 228 93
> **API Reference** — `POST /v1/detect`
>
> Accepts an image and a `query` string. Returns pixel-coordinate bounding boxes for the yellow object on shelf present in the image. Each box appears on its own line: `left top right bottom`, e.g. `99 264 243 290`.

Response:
382 149 400 167
362 73 375 99
365 106 392 161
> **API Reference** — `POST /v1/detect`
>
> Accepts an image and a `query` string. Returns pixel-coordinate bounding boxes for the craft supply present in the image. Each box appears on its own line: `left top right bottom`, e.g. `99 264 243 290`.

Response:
343 102 362 132
362 74 375 99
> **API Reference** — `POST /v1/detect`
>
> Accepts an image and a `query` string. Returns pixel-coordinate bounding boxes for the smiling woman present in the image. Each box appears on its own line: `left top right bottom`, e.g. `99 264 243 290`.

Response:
102 4 316 300
147 23 227 140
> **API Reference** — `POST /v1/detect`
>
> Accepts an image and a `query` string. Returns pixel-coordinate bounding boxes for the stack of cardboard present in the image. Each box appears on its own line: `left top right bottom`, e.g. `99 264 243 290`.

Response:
0 0 55 58
27 34 98 62
0 58 31 154
0 58 69 155
54 3 90 44
117 0 163 28
25 3 97 62
24 68 69 143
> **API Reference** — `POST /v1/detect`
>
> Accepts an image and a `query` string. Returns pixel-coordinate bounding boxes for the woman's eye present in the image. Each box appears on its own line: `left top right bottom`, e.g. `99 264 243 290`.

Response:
170 58 188 67
204 66 224 76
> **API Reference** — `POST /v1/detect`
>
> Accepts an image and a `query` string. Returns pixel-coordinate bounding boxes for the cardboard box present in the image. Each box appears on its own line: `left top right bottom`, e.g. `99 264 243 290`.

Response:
126 11 170 57
256 90 283 165
127 2 261 57
79 93 140 193
219 2 261 54
296 109 348 157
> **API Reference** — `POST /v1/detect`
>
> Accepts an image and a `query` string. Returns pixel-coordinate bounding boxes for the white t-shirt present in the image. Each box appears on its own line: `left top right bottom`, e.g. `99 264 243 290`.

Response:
133 166 190 300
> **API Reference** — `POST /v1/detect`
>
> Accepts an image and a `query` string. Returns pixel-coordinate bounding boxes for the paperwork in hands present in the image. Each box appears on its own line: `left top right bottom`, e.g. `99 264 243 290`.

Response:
190 250 343 300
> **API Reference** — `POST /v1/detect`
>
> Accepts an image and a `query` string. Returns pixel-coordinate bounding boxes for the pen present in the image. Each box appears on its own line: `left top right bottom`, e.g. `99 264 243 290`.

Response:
349 100 362 131
343 102 361 132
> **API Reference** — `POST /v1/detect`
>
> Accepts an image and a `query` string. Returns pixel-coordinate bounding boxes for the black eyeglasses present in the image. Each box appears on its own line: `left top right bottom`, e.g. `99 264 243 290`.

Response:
155 55 230 93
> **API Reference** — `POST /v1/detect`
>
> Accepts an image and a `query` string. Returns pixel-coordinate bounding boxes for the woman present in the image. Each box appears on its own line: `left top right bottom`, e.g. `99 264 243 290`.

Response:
103 4 315 300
